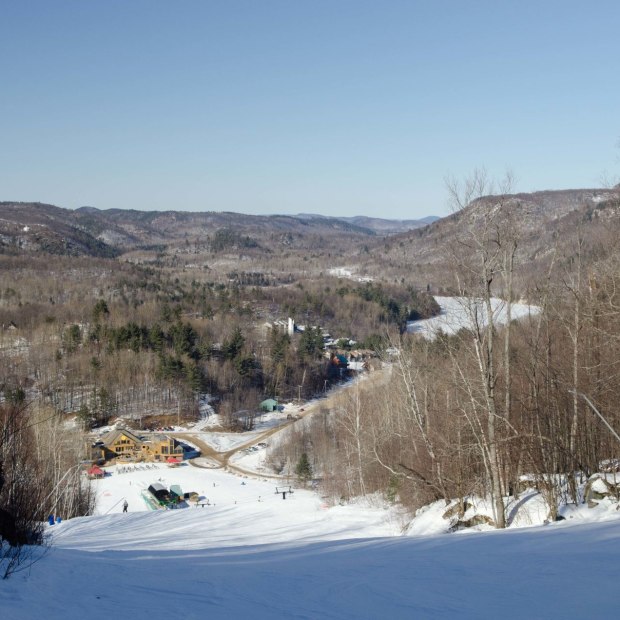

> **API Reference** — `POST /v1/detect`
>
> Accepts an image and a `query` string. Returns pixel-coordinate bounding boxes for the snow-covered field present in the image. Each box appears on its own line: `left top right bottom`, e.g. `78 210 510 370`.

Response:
3 457 620 619
230 442 271 472
407 296 539 338
198 431 263 452
328 266 373 282
193 402 299 434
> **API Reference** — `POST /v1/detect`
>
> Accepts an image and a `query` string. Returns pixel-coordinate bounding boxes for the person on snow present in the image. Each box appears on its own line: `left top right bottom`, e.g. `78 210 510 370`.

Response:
123 500 128 513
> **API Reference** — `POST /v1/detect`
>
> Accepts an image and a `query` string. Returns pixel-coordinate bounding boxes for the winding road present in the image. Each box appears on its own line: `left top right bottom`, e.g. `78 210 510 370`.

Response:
171 367 390 480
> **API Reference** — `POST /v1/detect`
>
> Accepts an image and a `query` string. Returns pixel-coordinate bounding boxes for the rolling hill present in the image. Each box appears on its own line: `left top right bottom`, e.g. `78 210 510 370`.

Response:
0 201 439 258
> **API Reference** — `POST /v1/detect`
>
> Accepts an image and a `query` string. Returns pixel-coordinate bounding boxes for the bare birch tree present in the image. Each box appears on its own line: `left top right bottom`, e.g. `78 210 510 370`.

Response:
443 169 520 528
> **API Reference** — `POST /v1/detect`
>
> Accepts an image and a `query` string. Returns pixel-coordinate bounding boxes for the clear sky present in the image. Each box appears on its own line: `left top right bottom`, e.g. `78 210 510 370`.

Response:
1 1 618 218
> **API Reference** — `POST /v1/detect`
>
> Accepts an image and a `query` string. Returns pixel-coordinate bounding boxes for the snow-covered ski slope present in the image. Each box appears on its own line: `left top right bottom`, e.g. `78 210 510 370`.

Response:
5 516 620 619
3 461 620 619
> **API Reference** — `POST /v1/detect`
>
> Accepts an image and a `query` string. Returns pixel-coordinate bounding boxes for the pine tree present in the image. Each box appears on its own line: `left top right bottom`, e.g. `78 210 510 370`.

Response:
295 452 313 485
223 327 245 360
92 299 109 323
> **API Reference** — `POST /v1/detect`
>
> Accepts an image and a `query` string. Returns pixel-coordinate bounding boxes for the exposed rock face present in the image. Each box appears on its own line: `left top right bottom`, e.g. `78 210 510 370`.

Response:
584 475 620 505
449 514 495 531
443 500 474 520
442 500 496 530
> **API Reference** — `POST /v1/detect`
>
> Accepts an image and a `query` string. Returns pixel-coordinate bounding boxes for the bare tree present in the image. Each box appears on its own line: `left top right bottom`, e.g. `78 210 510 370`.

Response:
443 170 519 528
0 400 45 578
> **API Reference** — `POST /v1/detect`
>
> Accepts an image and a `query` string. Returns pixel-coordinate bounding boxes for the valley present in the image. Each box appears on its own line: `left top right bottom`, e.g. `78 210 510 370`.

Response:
3 4 620 616
2 187 620 617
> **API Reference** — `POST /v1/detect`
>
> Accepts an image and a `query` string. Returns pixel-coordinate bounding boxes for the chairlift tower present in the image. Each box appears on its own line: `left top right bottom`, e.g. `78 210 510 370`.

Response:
275 485 294 500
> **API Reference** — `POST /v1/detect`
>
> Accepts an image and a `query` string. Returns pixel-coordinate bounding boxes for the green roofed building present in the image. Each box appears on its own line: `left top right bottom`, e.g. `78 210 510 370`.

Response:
260 398 278 412
170 485 183 501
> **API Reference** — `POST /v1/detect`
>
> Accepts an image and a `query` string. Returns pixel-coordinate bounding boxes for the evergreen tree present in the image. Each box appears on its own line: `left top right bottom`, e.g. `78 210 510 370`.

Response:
63 324 82 353
270 329 290 363
77 403 94 429
223 327 245 360
148 323 165 352
298 327 324 359
295 452 313 485
92 299 109 323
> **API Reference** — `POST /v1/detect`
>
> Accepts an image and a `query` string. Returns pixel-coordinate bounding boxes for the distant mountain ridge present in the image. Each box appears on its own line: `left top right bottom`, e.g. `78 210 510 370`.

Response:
0 201 120 257
0 201 440 257
375 186 620 284
295 213 439 233
4 187 616 266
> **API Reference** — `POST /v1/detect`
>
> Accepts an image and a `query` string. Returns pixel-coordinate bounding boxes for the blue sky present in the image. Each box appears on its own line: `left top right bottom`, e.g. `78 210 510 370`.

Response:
1 1 618 218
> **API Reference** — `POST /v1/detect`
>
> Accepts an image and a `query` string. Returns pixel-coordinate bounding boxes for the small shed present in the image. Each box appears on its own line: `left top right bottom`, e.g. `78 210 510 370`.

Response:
170 484 184 502
260 398 278 412
148 482 170 503
87 465 105 479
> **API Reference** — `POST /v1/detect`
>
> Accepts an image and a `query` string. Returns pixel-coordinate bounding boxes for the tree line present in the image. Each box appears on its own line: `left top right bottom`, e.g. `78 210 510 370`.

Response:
270 175 620 526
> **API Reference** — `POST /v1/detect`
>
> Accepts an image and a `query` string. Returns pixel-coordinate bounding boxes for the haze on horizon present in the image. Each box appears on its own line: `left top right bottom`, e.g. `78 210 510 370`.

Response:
1 1 618 219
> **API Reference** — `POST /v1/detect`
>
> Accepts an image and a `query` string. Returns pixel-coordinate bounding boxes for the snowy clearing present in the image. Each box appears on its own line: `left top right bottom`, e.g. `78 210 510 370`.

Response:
328 266 373 282
196 431 264 452
407 295 540 338
193 403 298 434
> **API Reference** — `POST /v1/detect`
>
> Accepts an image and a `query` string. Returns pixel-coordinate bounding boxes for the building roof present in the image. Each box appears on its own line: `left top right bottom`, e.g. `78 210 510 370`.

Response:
147 433 172 443
99 428 143 447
